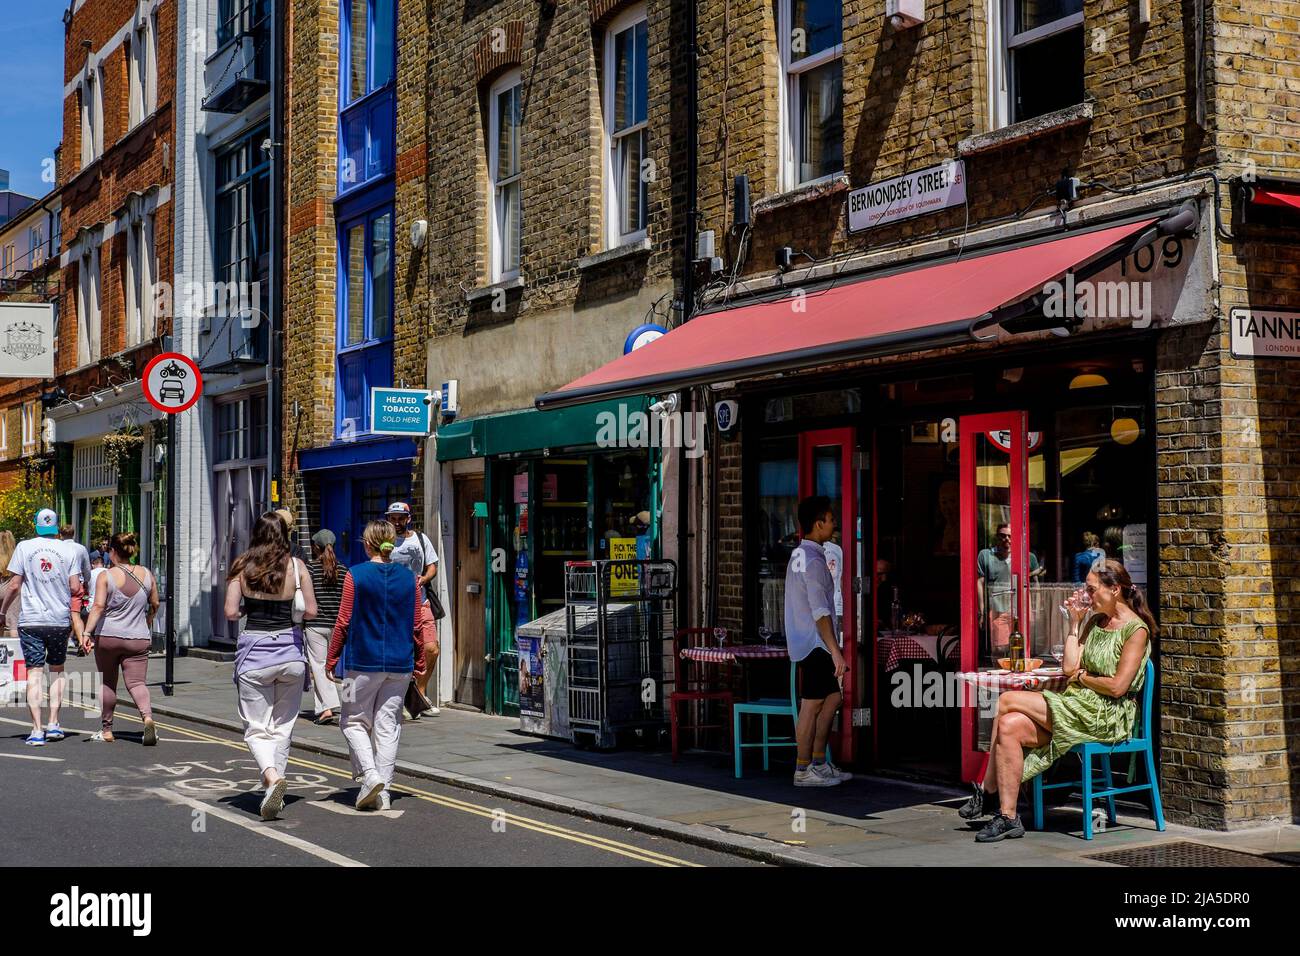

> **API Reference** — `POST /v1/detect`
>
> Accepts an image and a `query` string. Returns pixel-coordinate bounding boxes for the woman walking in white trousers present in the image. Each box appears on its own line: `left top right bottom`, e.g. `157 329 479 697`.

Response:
304 529 344 724
326 520 425 811
225 513 317 820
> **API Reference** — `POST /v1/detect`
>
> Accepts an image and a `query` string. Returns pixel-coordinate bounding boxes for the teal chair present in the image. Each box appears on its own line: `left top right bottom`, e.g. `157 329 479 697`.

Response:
1031 659 1165 839
734 661 838 778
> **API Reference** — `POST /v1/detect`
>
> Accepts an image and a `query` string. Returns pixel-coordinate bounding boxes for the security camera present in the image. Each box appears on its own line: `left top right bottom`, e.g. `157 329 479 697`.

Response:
649 393 680 417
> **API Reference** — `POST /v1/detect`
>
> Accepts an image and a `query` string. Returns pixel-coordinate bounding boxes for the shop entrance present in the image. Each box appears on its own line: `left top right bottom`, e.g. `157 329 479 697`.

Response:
825 351 1153 781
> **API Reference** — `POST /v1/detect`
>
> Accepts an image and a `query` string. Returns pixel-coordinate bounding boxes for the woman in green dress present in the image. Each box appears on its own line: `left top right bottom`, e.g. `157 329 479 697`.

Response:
959 559 1156 843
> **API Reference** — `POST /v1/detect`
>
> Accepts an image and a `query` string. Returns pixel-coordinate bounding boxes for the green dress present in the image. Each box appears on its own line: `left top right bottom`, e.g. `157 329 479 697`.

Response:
1020 618 1151 782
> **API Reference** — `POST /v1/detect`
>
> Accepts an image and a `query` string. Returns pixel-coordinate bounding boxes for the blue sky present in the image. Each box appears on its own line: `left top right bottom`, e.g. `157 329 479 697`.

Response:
0 2 66 198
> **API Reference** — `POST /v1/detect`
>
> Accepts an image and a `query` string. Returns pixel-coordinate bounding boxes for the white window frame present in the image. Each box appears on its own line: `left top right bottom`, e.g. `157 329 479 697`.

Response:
77 241 102 367
989 0 1084 130
603 5 650 249
123 212 155 348
0 411 8 460
1 244 13 280
488 69 522 284
21 402 38 455
777 0 844 192
28 223 46 268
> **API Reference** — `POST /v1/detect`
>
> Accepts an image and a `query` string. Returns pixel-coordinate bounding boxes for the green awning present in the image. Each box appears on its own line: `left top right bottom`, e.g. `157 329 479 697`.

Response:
435 395 650 462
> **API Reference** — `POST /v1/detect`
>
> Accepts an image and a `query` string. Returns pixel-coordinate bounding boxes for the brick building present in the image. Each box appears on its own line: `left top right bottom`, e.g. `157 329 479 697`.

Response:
424 0 688 714
281 0 428 597
537 1 1299 829
48 0 173 568
0 180 61 504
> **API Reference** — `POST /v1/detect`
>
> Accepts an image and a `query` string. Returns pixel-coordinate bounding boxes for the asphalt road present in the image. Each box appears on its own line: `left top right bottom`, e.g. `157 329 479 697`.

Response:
0 703 762 868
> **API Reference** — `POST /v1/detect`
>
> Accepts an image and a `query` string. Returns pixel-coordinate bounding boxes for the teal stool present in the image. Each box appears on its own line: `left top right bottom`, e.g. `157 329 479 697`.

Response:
1031 659 1165 839
732 659 839 778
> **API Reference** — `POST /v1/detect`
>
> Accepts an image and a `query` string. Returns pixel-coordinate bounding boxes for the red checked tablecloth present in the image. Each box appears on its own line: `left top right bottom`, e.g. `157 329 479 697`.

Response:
876 632 960 671
680 645 790 663
956 668 1070 693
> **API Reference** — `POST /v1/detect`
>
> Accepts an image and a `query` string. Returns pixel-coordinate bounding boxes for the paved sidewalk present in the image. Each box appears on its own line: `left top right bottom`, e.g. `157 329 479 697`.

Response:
44 654 1300 867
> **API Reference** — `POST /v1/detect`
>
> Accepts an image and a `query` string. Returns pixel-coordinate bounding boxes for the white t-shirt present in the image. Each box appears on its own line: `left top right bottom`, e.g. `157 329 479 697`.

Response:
57 539 92 594
8 538 77 627
390 531 437 579
823 541 844 620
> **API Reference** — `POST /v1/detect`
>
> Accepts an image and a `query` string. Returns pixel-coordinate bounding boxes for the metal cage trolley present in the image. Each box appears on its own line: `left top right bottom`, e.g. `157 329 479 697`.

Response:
565 559 677 749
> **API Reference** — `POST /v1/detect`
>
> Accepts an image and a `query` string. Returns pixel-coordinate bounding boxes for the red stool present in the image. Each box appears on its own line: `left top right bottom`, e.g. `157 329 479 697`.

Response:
669 627 734 761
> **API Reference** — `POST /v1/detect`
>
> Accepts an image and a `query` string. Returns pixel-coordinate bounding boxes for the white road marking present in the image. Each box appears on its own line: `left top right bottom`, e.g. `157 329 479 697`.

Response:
148 788 368 867
307 799 404 819
0 752 64 762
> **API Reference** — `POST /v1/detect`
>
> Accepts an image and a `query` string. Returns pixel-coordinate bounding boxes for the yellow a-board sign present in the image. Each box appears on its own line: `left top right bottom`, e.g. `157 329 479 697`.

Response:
609 538 639 595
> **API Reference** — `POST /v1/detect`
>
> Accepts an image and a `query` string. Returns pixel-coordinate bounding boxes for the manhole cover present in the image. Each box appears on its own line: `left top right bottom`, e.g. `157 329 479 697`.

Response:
1086 841 1294 867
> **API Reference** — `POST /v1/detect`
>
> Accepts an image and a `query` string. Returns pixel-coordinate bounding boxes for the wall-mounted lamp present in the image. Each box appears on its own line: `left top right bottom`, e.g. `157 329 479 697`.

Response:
886 0 925 29
410 219 428 251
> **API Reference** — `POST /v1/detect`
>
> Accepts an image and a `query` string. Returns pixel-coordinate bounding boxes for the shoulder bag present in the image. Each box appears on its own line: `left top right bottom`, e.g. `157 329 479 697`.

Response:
417 532 446 620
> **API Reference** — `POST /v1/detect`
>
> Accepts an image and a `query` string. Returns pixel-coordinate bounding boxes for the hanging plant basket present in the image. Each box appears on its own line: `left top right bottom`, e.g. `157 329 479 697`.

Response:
103 427 145 471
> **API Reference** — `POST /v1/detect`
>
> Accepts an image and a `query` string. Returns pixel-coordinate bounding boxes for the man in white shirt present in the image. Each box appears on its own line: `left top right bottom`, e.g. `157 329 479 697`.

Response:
9 509 81 746
784 496 852 788
57 524 91 648
385 502 440 716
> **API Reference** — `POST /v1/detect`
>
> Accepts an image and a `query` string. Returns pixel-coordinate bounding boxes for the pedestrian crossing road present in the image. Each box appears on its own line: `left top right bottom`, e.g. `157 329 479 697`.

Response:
0 705 764 868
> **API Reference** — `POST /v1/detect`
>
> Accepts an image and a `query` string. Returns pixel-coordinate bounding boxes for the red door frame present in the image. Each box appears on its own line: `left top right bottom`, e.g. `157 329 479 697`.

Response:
958 412 1029 783
797 427 857 763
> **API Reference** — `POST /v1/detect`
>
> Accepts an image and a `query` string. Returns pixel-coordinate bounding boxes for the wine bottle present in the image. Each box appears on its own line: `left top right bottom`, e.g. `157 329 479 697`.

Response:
1009 617 1025 672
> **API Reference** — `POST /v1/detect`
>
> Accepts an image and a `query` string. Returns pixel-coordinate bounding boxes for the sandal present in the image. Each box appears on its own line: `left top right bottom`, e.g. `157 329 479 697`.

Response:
89 730 115 742
313 711 336 725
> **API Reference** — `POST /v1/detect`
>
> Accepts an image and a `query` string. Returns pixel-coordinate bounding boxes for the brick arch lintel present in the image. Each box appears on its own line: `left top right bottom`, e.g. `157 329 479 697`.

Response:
472 21 525 83
589 0 643 29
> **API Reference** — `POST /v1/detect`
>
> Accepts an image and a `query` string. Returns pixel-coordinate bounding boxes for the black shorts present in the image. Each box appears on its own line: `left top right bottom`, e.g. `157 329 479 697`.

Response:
19 626 71 669
797 647 840 701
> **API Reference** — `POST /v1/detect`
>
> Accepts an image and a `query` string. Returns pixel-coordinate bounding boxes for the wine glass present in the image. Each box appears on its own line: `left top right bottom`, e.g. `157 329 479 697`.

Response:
713 626 727 650
758 625 772 648
1050 642 1065 666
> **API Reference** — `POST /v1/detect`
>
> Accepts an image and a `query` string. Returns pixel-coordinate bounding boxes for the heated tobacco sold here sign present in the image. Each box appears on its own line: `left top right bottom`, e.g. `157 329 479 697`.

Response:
370 387 434 435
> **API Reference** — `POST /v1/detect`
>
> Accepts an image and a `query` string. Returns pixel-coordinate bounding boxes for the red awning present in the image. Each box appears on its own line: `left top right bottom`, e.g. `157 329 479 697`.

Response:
536 218 1157 409
1249 188 1300 212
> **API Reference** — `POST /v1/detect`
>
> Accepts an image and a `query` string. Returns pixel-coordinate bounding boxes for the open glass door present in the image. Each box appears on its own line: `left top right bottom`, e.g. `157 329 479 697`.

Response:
798 428 858 763
958 412 1030 782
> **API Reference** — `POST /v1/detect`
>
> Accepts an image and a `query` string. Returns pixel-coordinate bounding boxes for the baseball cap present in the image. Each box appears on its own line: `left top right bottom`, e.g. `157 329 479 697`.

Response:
88 550 104 564
35 509 58 537
385 502 412 517
311 529 336 548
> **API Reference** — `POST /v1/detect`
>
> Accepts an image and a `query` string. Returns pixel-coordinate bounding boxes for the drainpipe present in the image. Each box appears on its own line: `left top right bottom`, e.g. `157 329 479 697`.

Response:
679 0 699 627
268 0 286 512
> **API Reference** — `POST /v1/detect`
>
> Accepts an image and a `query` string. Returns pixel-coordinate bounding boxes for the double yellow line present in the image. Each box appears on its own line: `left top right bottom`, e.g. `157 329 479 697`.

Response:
108 709 700 867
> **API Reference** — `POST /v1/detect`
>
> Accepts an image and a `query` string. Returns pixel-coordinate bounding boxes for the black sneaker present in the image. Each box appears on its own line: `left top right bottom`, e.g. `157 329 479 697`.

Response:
957 783 993 820
975 813 1025 843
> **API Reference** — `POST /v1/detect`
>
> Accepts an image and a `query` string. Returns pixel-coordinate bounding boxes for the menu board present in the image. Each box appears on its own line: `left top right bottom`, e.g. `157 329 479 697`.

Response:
1122 523 1147 585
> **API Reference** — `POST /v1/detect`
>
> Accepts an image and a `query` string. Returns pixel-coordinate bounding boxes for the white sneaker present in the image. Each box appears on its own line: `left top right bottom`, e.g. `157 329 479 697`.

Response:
794 765 842 787
356 774 384 810
378 790 391 811
260 778 288 820
426 706 440 717
822 760 853 782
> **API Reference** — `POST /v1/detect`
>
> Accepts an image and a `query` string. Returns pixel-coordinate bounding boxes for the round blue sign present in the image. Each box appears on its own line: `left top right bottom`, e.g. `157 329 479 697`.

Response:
624 323 668 355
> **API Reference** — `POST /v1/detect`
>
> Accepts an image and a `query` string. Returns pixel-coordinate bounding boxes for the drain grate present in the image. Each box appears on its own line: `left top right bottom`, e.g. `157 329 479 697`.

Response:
1086 840 1294 867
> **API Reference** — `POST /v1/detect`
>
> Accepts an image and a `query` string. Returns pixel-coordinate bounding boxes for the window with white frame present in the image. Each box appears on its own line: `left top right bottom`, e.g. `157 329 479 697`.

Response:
488 70 522 282
1 244 13 280
77 242 102 366
779 0 843 190
991 0 1084 129
127 12 158 128
79 68 104 169
21 402 39 454
29 222 46 268
124 213 156 347
604 7 649 247
0 411 8 460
